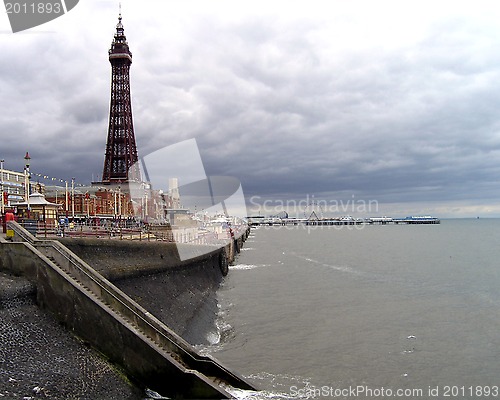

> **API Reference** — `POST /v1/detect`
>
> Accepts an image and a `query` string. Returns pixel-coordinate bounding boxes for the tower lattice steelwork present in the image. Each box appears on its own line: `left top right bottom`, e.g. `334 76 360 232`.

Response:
101 13 139 183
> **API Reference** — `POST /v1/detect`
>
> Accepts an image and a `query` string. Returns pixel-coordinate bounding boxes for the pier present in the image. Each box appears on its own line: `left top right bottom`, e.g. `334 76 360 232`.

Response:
248 216 440 226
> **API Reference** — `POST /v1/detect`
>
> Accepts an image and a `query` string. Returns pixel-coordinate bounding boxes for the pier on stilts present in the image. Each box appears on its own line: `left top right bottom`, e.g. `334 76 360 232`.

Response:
248 216 440 227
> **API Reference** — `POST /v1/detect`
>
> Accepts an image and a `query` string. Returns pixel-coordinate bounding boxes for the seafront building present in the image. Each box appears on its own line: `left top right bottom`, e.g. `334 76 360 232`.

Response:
44 185 133 218
0 167 26 208
16 192 60 224
0 153 40 211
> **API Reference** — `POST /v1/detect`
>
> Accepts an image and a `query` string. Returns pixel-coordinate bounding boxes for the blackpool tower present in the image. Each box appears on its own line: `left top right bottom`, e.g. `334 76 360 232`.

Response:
101 13 139 184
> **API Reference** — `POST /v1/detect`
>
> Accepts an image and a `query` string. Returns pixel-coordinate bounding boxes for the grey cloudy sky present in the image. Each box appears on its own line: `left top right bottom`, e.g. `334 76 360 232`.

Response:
2 0 500 217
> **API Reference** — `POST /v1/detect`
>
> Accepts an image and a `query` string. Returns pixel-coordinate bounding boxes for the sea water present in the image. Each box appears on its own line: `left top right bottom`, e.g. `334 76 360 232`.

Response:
203 219 500 399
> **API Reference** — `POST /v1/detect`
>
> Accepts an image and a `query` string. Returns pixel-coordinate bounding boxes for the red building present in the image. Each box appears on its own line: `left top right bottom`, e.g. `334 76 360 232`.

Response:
45 188 133 218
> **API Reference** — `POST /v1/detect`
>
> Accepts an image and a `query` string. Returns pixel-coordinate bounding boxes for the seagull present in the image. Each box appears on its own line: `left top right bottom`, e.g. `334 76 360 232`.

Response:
407 335 417 339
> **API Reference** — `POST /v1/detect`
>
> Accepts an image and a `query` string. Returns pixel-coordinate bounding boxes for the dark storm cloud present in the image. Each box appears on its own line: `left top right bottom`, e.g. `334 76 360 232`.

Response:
190 12 500 213
2 0 500 216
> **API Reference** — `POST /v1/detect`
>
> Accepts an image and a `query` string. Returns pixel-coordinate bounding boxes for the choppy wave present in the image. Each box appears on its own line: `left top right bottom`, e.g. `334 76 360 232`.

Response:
225 387 297 400
145 371 308 399
144 388 170 399
194 303 236 354
225 372 313 399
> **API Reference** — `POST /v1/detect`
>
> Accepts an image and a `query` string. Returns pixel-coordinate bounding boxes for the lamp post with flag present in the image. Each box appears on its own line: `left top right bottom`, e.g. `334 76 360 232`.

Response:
24 152 31 217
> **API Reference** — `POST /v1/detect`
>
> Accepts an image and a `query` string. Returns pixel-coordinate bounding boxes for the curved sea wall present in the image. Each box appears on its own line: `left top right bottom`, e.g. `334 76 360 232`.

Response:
57 238 234 344
57 238 230 280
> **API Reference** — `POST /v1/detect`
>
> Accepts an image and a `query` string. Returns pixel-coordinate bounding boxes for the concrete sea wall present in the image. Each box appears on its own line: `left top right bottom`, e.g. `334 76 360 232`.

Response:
0 224 252 398
58 238 231 344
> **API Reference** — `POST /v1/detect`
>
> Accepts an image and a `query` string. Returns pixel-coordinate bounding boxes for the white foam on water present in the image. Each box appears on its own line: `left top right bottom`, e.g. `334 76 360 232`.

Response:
225 387 298 400
205 330 221 345
195 320 236 355
194 301 236 355
144 388 170 399
295 254 365 277
229 264 268 270
233 372 313 399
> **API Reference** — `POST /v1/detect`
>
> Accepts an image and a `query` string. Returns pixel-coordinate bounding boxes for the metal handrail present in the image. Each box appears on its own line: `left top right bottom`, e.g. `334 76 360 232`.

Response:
7 221 37 244
40 238 239 380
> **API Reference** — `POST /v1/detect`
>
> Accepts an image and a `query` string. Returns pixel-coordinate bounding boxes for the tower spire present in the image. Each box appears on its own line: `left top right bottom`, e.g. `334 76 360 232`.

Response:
117 3 123 31
101 12 139 184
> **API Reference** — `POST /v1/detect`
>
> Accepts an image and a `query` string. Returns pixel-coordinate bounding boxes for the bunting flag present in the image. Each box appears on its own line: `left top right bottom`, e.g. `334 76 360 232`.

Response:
31 172 87 187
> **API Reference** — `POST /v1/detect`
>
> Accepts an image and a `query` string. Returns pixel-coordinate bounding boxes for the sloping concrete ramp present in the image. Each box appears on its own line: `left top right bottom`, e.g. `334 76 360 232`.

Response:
3 221 256 399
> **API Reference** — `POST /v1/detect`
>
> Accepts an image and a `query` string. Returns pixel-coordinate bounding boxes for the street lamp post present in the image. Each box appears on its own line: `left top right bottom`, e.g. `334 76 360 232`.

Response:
65 180 69 217
118 185 121 216
24 152 31 217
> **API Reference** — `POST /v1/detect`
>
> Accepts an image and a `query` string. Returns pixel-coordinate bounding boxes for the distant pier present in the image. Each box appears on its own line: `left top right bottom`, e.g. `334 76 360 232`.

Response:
248 216 440 227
